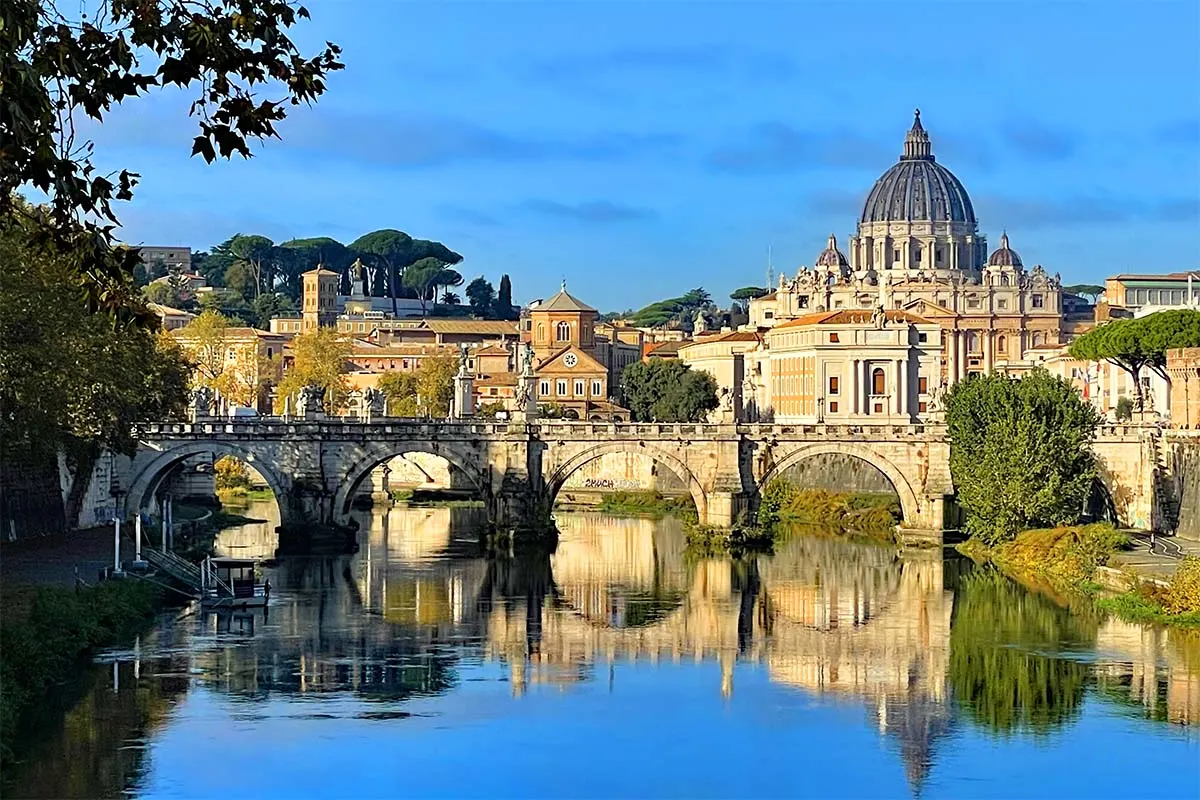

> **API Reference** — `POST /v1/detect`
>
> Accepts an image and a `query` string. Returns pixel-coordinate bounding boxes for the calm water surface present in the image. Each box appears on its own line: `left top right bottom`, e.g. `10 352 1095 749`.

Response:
8 501 1199 799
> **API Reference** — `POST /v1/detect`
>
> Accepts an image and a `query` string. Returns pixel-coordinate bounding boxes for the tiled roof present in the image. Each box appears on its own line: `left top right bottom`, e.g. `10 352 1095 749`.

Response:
771 309 930 329
475 344 511 355
1110 271 1200 280
475 373 519 386
424 319 519 335
533 288 596 313
680 330 762 349
645 340 686 356
302 267 339 276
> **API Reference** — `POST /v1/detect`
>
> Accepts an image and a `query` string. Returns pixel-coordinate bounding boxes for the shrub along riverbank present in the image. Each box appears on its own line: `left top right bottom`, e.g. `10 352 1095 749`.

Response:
594 491 697 519
0 580 165 770
757 481 900 538
958 525 1200 627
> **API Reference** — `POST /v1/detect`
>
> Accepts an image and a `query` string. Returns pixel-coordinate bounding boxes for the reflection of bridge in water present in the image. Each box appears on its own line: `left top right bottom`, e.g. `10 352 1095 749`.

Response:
188 506 1198 792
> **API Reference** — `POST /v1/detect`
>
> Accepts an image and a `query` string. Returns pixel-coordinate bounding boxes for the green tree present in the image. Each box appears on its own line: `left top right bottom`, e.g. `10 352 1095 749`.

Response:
495 274 517 320
251 293 296 329
946 369 1101 545
224 260 258 302
197 289 254 325
275 327 350 413
0 203 191 465
433 267 463 304
1068 310 1200 408
349 229 464 310
227 234 276 297
377 354 456 417
442 291 461 307
465 277 496 317
277 237 352 300
2 0 343 325
402 258 447 317
621 358 720 422
1063 284 1105 304
730 286 769 302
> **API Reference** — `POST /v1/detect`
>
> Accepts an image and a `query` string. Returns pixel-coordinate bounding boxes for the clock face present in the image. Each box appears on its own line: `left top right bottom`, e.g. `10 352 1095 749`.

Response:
563 353 578 368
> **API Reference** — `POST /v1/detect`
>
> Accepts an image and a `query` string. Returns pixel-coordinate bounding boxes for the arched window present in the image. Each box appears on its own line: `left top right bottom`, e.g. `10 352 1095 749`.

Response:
1032 332 1044 347
1000 274 1010 286
537 323 545 341
997 335 1007 354
967 331 980 353
556 321 571 341
871 368 886 395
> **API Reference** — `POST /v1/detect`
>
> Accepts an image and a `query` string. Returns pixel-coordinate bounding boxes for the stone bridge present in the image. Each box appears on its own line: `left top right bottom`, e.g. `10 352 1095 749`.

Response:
125 418 1165 540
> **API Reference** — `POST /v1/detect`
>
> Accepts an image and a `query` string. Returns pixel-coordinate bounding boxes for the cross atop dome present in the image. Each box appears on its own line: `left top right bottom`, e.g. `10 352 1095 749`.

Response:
903 108 933 161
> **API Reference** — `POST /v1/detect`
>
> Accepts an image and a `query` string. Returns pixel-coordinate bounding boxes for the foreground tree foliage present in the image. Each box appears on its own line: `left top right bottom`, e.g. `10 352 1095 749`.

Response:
274 327 349 413
0 202 191 463
621 358 720 422
1068 310 1200 408
377 354 456 417
946 369 1101 545
2 0 343 323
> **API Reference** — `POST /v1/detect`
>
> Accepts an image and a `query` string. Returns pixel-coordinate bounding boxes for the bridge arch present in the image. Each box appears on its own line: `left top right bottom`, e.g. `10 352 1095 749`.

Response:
332 442 487 521
757 442 921 524
125 441 291 523
544 441 709 522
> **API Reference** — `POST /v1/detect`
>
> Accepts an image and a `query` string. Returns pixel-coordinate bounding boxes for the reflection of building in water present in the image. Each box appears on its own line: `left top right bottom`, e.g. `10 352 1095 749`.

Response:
1095 618 1200 725
214 499 282 560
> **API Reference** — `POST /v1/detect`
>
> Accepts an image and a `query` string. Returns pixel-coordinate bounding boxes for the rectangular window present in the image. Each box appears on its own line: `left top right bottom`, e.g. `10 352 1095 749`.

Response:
1125 289 1135 305
798 295 809 308
557 379 568 396
918 332 928 343
764 311 774 319
834 300 844 308
997 298 1008 310
893 248 901 262
919 377 928 394
919 401 928 413
828 401 838 413
968 297 980 309
829 376 840 394
539 380 550 396
574 379 585 396
1032 294 1044 308
935 248 943 264
592 380 602 396
829 333 839 343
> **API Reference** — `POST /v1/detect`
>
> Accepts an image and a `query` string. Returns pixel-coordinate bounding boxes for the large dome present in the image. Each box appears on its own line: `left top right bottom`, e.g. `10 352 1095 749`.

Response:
860 110 976 226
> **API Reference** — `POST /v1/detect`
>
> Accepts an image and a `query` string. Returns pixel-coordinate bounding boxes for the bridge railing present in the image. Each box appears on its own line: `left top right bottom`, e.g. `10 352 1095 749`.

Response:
138 418 951 440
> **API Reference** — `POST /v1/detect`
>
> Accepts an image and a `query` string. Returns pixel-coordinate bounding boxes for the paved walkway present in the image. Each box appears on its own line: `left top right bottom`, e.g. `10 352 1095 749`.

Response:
1110 533 1200 582
0 525 126 588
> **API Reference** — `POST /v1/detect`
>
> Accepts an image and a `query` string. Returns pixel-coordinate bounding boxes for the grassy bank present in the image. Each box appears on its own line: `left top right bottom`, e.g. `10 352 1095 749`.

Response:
216 486 275 504
0 580 164 769
594 491 697 519
759 481 900 538
957 525 1200 627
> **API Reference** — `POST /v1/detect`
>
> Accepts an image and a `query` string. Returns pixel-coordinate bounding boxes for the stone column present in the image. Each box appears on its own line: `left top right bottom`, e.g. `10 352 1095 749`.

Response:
898 359 908 419
984 331 994 375
957 332 967 380
947 331 958 384
851 359 860 415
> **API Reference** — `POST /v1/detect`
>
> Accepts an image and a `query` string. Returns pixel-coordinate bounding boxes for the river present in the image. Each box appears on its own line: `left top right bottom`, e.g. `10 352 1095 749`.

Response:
6 501 1198 798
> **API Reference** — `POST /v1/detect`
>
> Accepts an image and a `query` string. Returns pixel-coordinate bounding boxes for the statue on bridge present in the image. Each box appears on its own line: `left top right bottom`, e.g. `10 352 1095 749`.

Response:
362 386 386 419
189 386 215 421
298 384 326 418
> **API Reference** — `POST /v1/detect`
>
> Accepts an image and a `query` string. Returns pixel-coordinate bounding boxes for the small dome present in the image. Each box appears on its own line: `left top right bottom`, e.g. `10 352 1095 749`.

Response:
860 110 976 225
987 231 1023 268
815 233 849 268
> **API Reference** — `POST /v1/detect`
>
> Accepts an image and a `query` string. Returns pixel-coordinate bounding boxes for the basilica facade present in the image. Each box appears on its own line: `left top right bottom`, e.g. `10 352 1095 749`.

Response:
691 111 1070 423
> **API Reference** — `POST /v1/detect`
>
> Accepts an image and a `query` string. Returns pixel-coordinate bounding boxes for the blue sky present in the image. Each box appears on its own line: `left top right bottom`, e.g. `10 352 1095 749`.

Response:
97 0 1200 311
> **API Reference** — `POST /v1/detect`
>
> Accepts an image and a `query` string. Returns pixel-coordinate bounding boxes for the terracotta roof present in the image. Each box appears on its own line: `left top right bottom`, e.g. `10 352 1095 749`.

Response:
302 267 339 277
533 287 596 313
424 319 520 335
680 330 762 348
475 372 519 386
475 344 511 355
758 291 777 300
771 309 930 329
149 303 195 318
646 340 686 357
1110 271 1200 280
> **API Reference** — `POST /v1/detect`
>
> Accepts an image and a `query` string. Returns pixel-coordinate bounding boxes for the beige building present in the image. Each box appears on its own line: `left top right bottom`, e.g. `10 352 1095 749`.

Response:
1104 271 1200 314
676 331 762 421
758 310 942 423
1167 348 1200 428
149 302 197 331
